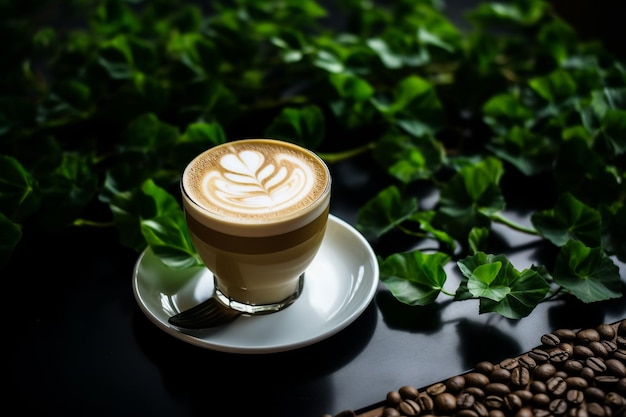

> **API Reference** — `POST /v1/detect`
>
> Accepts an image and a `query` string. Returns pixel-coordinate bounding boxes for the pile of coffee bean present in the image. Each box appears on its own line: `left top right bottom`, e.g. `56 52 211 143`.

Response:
325 320 626 417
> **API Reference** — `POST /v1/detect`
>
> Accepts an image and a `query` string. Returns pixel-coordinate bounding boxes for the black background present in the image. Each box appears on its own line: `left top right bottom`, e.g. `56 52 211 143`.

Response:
6 1 626 417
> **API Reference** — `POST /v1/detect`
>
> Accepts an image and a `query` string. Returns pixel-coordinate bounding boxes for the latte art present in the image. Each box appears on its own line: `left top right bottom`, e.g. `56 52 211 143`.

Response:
204 149 314 214
182 139 330 231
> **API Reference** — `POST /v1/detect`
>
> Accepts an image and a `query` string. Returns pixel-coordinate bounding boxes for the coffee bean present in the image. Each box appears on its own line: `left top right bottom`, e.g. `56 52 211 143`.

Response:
416 393 434 412
580 367 596 380
564 359 584 375
399 385 419 399
566 389 584 404
503 393 522 412
530 348 551 362
490 368 511 383
600 340 617 353
595 375 619 387
556 371 569 379
484 395 504 409
596 323 616 340
618 377 626 393
567 407 589 417
511 366 531 387
456 409 479 417
519 355 537 370
457 392 476 409
612 348 626 361
578 329 601 344
533 393 551 407
446 375 465 393
426 382 446 396
514 407 533 417
542 333 561 346
560 343 575 356
488 410 505 417
606 358 626 377
565 376 589 390
398 399 421 416
618 320 625 336
605 391 626 408
513 389 533 403
386 390 402 406
574 345 595 359
485 383 511 397
472 402 488 417
475 361 494 375
530 380 548 393
500 357 519 370
588 341 609 358
554 328 578 342
585 386 606 401
586 357 607 373
586 402 606 416
463 387 486 400
382 407 401 417
535 363 557 380
533 409 553 417
550 348 571 363
465 372 490 388
433 392 457 413
549 398 569 415
546 376 568 396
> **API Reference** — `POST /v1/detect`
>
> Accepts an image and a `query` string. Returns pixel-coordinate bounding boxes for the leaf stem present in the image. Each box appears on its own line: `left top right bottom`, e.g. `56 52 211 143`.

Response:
440 288 456 297
489 213 539 235
317 142 377 164
72 219 115 228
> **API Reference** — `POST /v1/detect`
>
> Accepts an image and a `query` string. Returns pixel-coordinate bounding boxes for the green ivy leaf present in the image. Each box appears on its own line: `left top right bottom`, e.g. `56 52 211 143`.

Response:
372 75 445 136
552 240 622 303
467 261 508 301
380 250 451 306
373 132 445 183
438 157 505 226
531 192 602 247
487 126 557 176
265 105 325 149
171 121 227 168
457 252 550 319
554 137 621 206
478 268 551 319
141 214 201 269
0 155 40 222
37 153 99 229
408 210 456 251
529 69 577 103
468 227 490 254
482 93 534 136
600 109 626 154
467 0 548 27
109 179 182 252
122 113 180 151
356 185 418 240
600 202 626 263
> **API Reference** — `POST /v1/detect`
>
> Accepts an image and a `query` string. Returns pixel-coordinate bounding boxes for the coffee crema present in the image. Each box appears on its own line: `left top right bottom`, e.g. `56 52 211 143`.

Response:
182 139 331 236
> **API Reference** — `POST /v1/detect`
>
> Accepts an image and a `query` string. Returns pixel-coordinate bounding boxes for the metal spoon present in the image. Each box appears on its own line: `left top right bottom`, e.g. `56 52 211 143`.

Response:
168 296 241 329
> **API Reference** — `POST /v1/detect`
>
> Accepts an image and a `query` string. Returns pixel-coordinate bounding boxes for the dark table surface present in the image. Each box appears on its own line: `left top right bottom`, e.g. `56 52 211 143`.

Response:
7 2 626 417
7 151 625 417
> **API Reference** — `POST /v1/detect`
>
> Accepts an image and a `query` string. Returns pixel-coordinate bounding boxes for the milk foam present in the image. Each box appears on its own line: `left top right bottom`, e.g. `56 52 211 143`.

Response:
183 140 329 226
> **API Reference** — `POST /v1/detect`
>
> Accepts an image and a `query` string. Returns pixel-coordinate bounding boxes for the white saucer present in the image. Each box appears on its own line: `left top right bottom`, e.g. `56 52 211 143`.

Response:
132 214 379 354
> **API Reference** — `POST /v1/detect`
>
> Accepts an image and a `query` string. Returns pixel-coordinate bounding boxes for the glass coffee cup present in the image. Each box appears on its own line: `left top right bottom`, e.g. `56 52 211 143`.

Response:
180 138 331 315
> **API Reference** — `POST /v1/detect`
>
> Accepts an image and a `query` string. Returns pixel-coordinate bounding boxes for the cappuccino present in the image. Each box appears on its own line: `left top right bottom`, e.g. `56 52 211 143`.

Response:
181 139 331 314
